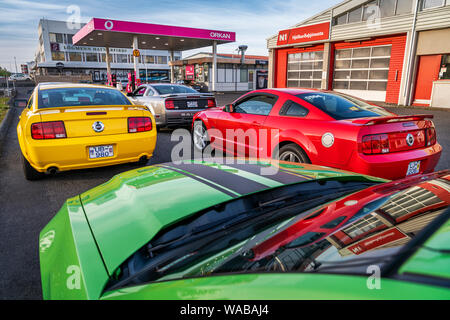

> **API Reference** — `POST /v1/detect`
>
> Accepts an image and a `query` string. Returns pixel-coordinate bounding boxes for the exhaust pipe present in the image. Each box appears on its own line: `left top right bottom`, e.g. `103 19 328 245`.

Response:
46 167 59 175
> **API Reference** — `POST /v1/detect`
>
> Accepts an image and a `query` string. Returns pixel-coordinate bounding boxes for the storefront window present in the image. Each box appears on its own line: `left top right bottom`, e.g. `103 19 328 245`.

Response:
85 53 98 62
333 45 391 91
421 0 445 10
68 52 82 62
287 51 324 89
51 51 65 61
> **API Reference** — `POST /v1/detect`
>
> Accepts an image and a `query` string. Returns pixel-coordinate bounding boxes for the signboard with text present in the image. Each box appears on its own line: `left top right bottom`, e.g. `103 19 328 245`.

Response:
348 228 408 255
185 64 195 80
277 22 330 46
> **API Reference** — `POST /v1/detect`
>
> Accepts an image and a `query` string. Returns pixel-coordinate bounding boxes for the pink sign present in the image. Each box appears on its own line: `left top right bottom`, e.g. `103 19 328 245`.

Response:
185 65 195 80
73 18 236 45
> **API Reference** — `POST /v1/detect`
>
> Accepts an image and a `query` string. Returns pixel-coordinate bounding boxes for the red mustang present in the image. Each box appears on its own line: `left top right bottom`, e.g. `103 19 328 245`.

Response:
192 89 442 180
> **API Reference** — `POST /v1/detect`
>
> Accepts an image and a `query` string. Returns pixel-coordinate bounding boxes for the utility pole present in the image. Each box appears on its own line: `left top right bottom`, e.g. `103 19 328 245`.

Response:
14 56 18 73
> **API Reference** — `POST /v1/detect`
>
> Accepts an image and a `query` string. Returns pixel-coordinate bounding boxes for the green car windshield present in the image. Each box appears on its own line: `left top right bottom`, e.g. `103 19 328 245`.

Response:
106 176 449 291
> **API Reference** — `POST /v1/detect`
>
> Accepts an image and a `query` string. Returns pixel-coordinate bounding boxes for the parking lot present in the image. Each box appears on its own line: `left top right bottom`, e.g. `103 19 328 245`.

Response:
0 86 449 299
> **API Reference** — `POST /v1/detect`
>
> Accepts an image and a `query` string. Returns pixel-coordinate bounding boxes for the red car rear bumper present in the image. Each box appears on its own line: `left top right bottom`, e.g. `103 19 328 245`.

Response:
345 143 442 180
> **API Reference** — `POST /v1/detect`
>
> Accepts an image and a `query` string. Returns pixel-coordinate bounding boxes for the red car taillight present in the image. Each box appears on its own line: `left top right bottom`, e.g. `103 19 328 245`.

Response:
165 100 175 109
361 134 390 155
128 117 152 133
426 127 436 146
31 121 66 139
207 99 216 108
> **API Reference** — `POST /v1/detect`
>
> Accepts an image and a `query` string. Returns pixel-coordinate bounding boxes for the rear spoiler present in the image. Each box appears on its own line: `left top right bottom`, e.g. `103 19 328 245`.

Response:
35 105 147 113
351 114 434 125
160 94 214 99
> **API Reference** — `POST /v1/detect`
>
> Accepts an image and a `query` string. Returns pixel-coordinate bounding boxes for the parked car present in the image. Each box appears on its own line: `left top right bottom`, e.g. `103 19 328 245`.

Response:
8 73 30 81
192 89 442 180
39 159 450 299
17 82 157 180
127 83 216 128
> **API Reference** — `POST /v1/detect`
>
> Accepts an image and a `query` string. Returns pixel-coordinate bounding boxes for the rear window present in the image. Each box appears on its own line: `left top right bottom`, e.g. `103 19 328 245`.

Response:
296 92 393 120
38 87 131 109
152 85 198 95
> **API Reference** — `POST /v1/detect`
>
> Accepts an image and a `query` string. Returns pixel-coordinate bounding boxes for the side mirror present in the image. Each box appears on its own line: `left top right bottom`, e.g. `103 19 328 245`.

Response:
126 92 133 97
14 99 28 108
224 104 234 113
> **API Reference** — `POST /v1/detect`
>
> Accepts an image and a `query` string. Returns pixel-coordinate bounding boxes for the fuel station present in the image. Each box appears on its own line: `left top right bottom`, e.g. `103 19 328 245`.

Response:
73 18 236 92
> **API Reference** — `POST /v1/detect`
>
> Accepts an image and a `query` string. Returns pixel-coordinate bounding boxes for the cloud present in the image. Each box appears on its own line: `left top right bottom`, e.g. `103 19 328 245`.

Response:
0 0 337 70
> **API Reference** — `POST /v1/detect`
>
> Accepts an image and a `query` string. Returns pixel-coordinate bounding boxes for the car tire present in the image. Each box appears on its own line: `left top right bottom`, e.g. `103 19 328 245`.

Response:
276 144 310 164
192 121 210 151
22 154 45 181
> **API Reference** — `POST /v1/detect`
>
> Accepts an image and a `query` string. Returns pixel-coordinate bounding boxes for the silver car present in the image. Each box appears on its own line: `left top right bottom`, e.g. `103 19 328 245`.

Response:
127 83 216 128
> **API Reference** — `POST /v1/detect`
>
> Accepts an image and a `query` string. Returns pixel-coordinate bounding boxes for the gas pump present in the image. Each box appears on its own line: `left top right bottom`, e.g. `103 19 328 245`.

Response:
126 71 140 93
111 74 117 87
126 72 135 93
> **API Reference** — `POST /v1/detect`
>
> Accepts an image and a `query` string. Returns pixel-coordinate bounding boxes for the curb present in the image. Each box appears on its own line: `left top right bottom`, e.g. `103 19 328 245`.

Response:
0 94 18 155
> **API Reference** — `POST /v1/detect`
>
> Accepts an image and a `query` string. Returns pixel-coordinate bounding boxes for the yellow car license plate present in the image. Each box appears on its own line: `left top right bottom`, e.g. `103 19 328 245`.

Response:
89 145 114 159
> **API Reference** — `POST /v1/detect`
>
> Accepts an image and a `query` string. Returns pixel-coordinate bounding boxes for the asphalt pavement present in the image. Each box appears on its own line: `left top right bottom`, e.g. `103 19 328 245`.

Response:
0 87 448 299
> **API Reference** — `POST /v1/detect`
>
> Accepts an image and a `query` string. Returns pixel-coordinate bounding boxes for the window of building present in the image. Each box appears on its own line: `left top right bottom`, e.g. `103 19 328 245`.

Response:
440 55 450 80
333 45 391 91
348 6 363 23
66 34 74 45
287 51 323 89
49 32 63 43
335 13 348 25
421 0 445 10
334 0 413 26
157 56 168 64
395 0 413 14
362 1 378 20
116 54 128 63
240 65 248 82
51 51 65 61
68 52 82 62
85 53 99 62
142 55 155 64
379 0 396 17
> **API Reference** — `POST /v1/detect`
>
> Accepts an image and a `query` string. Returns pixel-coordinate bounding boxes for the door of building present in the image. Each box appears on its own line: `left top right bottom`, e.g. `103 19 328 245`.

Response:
413 55 442 106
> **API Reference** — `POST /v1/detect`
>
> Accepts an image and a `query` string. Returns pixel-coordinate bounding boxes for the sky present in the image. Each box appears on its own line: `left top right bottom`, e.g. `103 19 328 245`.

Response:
0 0 337 72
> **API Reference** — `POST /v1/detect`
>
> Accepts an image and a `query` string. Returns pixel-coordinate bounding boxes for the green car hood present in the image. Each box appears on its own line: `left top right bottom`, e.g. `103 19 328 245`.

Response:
80 160 384 274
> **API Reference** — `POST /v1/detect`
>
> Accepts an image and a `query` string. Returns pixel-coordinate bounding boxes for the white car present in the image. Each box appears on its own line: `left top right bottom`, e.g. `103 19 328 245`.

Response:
8 73 30 81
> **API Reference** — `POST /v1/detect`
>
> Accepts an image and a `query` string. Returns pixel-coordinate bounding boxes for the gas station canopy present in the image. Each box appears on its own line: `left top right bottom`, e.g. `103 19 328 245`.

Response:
73 18 236 51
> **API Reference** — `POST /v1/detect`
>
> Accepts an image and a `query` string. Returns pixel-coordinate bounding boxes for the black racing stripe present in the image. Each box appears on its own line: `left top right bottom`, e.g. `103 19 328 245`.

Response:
225 162 309 185
157 164 238 198
164 162 270 195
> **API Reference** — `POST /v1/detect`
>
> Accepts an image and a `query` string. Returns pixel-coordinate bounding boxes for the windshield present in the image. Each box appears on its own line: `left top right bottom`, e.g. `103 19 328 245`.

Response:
152 84 198 95
105 174 449 291
38 87 131 108
297 92 394 120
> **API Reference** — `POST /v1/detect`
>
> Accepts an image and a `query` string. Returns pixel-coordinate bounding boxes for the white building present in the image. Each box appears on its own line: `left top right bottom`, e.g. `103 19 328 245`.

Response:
33 19 182 83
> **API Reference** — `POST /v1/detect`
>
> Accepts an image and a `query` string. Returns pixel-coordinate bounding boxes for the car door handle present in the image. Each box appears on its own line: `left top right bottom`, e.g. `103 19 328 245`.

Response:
252 121 262 126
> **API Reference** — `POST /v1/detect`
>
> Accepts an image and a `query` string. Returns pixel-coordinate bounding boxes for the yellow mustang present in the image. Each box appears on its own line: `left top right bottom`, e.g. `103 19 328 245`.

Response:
17 83 157 180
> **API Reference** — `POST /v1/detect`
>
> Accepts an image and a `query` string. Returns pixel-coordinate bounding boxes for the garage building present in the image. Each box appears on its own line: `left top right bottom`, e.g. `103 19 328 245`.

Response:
267 0 450 107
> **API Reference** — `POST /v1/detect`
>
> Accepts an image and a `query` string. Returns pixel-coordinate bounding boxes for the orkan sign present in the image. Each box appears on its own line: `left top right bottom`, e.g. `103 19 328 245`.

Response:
277 22 330 46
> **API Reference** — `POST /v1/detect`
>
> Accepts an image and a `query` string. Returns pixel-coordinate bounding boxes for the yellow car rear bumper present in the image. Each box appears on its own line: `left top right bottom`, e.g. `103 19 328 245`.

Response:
23 131 157 172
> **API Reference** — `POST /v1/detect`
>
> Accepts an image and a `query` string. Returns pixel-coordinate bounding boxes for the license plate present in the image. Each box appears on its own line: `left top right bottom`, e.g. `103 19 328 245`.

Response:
186 100 198 108
406 161 420 176
89 145 114 159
